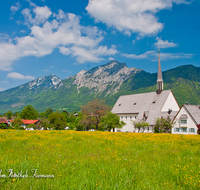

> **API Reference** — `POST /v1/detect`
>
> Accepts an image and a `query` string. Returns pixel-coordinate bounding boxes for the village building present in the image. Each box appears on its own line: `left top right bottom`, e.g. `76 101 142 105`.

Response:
0 117 10 128
9 119 40 130
172 104 200 134
111 50 180 132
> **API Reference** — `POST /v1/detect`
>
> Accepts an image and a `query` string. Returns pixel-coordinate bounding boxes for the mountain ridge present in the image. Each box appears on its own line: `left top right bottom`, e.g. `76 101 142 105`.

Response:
0 61 200 113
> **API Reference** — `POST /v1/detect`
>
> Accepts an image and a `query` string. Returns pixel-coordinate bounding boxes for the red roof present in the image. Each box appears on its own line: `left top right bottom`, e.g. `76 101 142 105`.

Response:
9 119 39 125
0 117 9 124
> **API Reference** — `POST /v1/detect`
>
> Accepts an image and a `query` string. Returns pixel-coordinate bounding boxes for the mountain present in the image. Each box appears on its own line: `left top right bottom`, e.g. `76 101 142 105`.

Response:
0 74 62 112
0 61 200 113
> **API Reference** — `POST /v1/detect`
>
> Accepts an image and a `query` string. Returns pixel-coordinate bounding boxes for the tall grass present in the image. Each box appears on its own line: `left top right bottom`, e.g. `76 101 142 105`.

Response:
0 130 200 189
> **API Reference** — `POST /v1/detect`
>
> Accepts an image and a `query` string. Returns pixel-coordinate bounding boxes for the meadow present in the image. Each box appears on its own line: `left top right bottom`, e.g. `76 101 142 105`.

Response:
0 130 200 190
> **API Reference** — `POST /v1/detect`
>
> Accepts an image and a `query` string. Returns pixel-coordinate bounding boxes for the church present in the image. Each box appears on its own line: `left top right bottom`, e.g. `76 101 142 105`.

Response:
111 50 180 132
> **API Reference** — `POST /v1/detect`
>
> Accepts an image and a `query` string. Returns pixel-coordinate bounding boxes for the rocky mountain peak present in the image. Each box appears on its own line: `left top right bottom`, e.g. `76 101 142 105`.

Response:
73 61 141 95
29 74 61 90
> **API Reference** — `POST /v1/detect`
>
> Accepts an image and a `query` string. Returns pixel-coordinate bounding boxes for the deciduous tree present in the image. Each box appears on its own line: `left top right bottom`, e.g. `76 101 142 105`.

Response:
154 117 174 133
101 112 125 132
134 121 150 133
3 110 13 119
48 111 67 130
11 117 24 129
81 98 110 131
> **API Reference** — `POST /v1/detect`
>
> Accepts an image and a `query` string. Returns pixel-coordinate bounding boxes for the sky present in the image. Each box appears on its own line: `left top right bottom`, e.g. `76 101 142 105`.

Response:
0 0 199 91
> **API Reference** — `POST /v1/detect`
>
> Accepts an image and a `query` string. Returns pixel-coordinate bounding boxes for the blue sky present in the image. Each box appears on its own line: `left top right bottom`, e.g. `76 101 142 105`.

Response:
0 0 199 91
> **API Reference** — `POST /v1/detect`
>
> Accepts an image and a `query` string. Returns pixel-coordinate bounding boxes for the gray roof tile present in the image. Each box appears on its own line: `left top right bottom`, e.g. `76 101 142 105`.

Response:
184 105 200 124
111 90 177 125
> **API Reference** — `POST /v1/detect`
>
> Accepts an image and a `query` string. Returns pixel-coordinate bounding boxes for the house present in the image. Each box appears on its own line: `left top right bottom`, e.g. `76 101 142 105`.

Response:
111 50 180 132
0 117 10 128
172 104 200 135
9 119 39 130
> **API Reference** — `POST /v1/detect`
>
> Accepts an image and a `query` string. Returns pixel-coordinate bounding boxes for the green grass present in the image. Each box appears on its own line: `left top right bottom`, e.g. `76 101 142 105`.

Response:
0 130 200 189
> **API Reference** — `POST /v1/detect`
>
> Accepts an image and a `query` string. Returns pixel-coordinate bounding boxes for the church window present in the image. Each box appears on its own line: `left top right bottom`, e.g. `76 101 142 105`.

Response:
133 102 136 105
121 116 123 119
130 116 132 119
153 100 156 103
119 104 121 106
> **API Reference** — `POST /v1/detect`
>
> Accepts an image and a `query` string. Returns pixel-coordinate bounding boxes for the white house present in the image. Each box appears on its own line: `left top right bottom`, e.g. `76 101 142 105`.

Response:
172 104 200 135
111 50 180 132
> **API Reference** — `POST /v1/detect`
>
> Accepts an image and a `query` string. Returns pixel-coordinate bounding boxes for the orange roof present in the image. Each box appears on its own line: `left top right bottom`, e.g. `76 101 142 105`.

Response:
9 119 39 125
0 117 9 124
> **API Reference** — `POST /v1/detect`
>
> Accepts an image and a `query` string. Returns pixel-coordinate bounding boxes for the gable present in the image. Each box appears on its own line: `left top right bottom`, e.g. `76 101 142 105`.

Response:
173 105 197 126
161 91 179 112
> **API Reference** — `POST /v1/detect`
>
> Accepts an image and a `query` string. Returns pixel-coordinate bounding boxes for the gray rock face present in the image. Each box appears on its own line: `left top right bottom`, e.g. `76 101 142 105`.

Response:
73 60 141 95
29 74 61 90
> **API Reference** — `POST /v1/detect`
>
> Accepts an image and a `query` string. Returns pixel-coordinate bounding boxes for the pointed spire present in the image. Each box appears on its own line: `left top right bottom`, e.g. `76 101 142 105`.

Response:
157 48 163 92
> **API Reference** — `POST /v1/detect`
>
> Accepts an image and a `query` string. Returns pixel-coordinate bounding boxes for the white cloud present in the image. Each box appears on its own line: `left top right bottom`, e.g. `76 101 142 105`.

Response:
59 47 71 55
123 31 131 37
0 6 118 70
154 37 177 48
70 45 118 63
86 0 191 36
21 6 52 25
27 0 37 8
7 72 35 80
108 57 115 61
20 30 27 33
10 2 21 13
0 87 5 92
2 81 10 84
122 50 193 61
62 70 71 73
0 34 12 43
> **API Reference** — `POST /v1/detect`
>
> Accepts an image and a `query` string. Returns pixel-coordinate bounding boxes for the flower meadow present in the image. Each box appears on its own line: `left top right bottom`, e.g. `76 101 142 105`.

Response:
0 130 200 189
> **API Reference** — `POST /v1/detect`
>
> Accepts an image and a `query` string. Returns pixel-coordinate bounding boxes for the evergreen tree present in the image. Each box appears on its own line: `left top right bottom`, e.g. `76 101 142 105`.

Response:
20 105 39 120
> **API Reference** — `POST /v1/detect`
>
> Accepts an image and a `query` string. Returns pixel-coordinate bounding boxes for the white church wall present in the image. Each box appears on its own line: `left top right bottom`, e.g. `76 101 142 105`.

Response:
116 113 137 132
115 114 154 133
161 91 180 112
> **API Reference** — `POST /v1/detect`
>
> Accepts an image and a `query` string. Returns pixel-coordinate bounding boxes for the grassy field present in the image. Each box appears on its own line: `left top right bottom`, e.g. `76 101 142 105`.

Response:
0 130 200 189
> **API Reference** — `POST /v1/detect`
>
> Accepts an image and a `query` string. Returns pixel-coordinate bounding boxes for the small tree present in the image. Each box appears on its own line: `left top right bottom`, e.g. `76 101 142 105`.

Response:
26 124 37 130
134 121 150 133
20 105 39 119
81 98 110 131
48 111 67 130
40 118 50 130
154 117 174 133
45 107 54 118
0 123 7 129
11 117 24 128
101 112 126 132
3 111 13 119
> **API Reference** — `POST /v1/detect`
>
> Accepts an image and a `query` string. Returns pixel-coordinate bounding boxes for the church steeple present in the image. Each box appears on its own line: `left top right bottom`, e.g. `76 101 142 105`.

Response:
157 49 163 93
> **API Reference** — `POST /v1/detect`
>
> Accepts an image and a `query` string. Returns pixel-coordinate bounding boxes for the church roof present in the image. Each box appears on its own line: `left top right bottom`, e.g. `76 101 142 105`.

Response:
111 90 177 125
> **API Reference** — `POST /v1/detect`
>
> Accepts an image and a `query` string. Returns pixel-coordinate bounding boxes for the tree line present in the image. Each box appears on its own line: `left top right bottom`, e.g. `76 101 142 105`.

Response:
0 98 125 131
